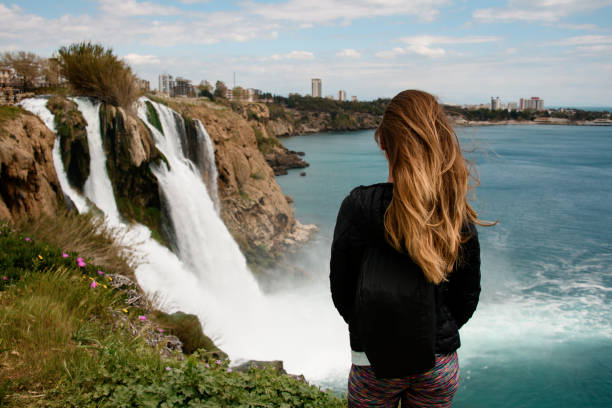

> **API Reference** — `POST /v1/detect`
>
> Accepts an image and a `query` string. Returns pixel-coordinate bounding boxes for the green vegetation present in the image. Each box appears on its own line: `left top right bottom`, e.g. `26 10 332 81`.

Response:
57 42 139 111
253 125 281 154
0 105 28 128
444 106 536 121
0 215 346 407
272 94 389 116
145 101 164 135
46 96 90 191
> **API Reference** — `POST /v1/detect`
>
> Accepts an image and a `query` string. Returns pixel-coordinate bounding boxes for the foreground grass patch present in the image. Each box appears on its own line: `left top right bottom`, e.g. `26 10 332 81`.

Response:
0 218 346 407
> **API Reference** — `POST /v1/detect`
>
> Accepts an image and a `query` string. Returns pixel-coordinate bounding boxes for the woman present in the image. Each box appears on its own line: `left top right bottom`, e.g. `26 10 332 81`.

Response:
330 90 487 407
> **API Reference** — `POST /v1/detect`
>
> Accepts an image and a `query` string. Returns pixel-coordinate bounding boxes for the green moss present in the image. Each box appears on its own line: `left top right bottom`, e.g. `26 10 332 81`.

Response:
250 172 264 180
153 311 222 355
145 100 163 135
46 96 90 192
252 125 281 154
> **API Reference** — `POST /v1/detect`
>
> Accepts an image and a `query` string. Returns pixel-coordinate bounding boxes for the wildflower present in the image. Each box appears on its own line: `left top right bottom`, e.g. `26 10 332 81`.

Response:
25 237 31 242
205 363 210 368
139 315 147 321
37 255 43 260
165 367 171 372
122 308 128 313
107 276 113 281
98 270 104 275
88 277 94 280
227 368 232 373
102 285 107 289
2 276 8 281
215 360 222 365
157 328 164 333
78 261 86 268
90 281 98 288
77 257 83 262
62 252 69 258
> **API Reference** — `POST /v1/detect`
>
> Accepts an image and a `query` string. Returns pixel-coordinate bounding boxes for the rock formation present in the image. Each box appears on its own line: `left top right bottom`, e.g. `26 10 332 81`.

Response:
0 106 65 220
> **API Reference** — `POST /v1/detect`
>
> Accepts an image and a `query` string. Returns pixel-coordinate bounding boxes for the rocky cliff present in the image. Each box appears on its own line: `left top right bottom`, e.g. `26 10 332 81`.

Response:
159 97 314 268
0 106 65 220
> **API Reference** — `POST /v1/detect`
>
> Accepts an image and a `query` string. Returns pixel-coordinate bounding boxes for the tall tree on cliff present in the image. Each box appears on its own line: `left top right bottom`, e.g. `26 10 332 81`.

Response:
57 42 139 110
214 80 228 99
0 51 41 91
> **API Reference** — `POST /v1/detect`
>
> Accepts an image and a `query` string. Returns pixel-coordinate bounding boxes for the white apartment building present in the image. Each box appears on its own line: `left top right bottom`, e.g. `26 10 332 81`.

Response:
158 73 174 95
338 90 346 102
311 78 322 98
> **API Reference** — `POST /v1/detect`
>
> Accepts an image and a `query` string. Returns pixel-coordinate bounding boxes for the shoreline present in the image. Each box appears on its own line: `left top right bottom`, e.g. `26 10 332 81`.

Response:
453 119 612 127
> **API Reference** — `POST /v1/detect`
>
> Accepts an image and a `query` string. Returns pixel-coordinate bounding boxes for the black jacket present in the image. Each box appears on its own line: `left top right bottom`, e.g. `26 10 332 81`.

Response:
330 183 481 378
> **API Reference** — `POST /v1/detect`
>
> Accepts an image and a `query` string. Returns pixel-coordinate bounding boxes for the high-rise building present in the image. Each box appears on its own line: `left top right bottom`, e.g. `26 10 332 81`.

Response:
135 78 150 93
158 73 174 95
173 77 194 97
338 90 346 101
351 95 358 102
311 78 322 98
491 96 501 110
520 97 544 111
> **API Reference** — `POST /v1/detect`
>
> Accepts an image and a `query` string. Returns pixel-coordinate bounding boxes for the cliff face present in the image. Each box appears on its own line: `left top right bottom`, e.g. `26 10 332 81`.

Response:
162 98 313 266
0 106 64 220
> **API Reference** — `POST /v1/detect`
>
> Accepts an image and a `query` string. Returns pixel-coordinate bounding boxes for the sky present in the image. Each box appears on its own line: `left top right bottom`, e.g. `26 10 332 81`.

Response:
1 0 611 105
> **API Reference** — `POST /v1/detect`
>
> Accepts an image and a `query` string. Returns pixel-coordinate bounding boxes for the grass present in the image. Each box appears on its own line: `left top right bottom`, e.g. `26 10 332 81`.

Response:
145 100 163 135
0 215 347 407
0 106 30 129
253 125 281 154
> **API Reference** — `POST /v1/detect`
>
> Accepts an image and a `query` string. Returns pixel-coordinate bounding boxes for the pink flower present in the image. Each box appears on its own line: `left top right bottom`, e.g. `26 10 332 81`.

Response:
78 261 86 268
165 366 171 372
139 315 147 321
98 270 104 275
205 363 210 368
215 359 222 365
226 368 232 373
62 252 69 258
2 276 8 281
90 281 97 288
25 237 31 242
76 257 83 262
157 328 164 333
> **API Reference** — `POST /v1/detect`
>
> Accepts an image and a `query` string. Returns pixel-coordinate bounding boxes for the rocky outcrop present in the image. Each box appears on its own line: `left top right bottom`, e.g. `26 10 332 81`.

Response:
267 106 381 136
164 98 315 267
46 96 90 192
0 106 65 220
98 103 171 245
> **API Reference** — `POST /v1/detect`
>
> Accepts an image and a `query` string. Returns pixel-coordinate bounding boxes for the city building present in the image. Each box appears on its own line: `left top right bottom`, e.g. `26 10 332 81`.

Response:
351 95 358 102
507 102 518 111
136 78 150 93
173 77 194 97
1 68 13 87
325 94 335 100
491 96 501 110
311 78 322 98
338 90 346 102
158 73 174 95
520 97 544 111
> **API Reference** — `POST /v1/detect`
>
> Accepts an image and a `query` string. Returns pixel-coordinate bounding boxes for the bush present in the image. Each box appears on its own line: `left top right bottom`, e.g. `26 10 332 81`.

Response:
57 42 140 111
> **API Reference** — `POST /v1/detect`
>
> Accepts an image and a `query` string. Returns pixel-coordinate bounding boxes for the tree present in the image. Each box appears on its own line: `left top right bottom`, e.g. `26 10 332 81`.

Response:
214 80 227 99
232 86 244 102
40 57 62 87
0 51 41 90
57 42 139 110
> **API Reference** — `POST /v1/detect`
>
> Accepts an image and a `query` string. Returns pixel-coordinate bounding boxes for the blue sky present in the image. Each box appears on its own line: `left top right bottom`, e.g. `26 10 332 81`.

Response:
1 0 611 105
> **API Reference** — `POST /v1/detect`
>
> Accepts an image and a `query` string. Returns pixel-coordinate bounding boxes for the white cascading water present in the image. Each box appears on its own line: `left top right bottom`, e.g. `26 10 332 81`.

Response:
23 95 349 384
195 120 220 212
73 97 120 224
18 98 89 213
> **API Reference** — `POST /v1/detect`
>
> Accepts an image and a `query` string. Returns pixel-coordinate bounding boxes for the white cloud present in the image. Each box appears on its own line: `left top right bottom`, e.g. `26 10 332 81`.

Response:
245 0 451 23
178 0 210 3
123 53 161 65
546 35 612 46
376 35 500 58
98 0 182 16
269 50 315 60
473 0 612 23
336 49 361 58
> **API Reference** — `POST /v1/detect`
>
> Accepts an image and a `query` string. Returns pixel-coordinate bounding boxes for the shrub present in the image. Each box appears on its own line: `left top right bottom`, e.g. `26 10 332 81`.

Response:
57 42 139 111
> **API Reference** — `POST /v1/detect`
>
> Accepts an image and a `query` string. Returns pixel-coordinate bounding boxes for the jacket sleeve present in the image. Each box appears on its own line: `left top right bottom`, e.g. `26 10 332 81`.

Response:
446 224 481 329
330 193 361 324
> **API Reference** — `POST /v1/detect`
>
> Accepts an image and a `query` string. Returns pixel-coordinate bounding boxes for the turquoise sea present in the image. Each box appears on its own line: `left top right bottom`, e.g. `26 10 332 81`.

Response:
276 125 612 408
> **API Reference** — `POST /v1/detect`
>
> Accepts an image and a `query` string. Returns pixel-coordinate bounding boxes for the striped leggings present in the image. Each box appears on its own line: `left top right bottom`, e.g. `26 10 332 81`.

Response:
348 352 459 408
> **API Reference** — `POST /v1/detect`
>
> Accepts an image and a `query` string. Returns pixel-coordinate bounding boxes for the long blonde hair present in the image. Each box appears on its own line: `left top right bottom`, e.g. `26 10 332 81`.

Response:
375 90 485 284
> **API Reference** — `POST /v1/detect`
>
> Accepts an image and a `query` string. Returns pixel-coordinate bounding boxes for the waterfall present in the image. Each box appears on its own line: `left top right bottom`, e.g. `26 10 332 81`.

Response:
18 97 89 213
23 96 349 384
72 97 120 223
195 120 220 212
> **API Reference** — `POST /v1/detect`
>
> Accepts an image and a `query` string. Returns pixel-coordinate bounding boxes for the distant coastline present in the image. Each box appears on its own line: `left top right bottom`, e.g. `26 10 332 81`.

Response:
452 118 612 127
